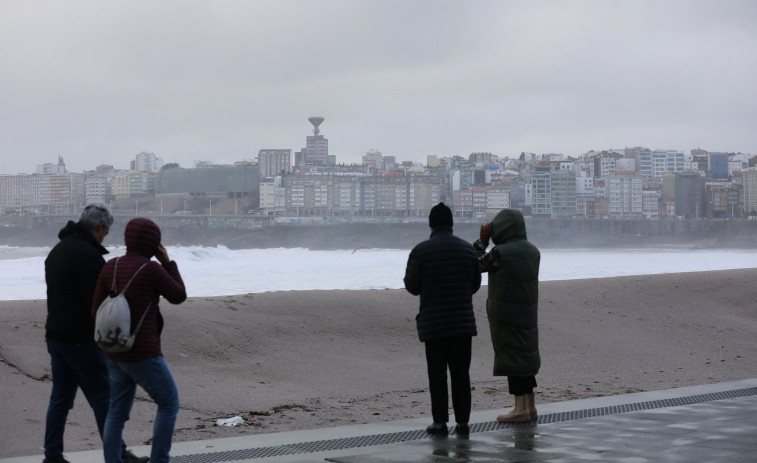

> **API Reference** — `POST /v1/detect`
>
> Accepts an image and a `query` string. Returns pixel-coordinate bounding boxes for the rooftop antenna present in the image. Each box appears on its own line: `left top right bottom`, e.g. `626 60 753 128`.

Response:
308 116 325 136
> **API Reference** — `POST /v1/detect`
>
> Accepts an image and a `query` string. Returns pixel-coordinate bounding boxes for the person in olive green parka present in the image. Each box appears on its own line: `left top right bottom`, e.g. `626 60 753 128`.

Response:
474 208 541 423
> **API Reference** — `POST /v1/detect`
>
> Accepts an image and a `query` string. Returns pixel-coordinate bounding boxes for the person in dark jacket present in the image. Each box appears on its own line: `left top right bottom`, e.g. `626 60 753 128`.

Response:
404 202 481 436
475 208 540 423
92 217 187 463
44 204 147 463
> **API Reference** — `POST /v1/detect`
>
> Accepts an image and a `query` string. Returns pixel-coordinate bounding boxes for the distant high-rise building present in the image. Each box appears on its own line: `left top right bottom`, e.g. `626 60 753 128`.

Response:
304 117 329 165
531 167 551 218
550 170 577 218
132 151 164 173
708 153 729 179
608 172 643 218
258 149 291 178
362 149 383 170
37 156 66 175
383 156 396 173
742 168 757 216
642 190 661 220
469 152 495 164
675 172 704 218
85 175 111 204
260 176 286 214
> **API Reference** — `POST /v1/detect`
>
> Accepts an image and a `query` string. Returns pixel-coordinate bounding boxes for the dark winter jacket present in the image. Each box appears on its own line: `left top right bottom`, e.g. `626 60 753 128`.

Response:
92 218 186 361
45 221 109 343
404 226 481 342
475 209 541 376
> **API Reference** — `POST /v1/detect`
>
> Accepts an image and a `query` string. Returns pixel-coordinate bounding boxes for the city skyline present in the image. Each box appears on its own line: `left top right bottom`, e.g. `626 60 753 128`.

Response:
1 0 756 175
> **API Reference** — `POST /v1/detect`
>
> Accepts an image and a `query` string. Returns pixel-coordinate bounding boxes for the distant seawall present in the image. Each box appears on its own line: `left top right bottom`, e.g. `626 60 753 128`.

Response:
2 216 756 250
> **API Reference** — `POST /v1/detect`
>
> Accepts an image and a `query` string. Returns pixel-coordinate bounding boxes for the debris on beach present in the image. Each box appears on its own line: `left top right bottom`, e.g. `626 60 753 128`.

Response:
215 416 245 427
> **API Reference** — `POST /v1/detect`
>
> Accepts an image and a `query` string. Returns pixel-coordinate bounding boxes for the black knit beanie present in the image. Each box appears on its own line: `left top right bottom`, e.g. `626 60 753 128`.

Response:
428 202 453 229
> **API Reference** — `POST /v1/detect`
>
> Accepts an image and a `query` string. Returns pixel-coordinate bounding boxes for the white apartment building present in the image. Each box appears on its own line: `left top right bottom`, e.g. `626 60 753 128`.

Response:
576 173 594 197
486 188 509 215
85 175 111 204
579 159 595 177
133 152 164 173
599 156 617 178
337 178 362 213
642 150 685 179
665 150 686 174
37 161 66 175
616 158 636 173
531 169 551 217
362 150 383 171
608 173 643 218
642 190 660 219
0 175 49 212
0 173 85 214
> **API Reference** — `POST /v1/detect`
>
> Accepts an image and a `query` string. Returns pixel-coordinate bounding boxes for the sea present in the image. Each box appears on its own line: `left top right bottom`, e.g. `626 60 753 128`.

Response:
1 245 755 301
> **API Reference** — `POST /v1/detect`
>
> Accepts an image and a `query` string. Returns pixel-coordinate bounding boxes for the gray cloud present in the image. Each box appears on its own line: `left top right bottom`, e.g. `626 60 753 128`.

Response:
1 0 755 174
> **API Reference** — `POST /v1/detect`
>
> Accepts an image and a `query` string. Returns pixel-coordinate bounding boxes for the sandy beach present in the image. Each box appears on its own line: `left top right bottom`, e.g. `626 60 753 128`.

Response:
1 269 756 458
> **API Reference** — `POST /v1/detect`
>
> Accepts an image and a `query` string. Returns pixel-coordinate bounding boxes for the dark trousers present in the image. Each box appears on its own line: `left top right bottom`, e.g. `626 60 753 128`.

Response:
424 336 472 424
507 375 537 395
44 340 127 460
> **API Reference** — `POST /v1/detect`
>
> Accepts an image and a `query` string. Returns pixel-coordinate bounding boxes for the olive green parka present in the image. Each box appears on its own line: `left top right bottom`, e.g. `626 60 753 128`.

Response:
478 209 541 377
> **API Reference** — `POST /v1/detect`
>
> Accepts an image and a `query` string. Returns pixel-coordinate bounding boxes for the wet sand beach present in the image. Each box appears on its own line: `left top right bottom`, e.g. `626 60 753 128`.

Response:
1 269 756 458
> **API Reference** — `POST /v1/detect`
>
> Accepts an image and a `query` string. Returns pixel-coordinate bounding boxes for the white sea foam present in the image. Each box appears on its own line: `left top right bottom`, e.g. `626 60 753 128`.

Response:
0 245 755 301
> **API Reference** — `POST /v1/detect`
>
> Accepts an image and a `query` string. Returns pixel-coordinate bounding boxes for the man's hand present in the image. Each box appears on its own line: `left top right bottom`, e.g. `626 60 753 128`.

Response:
480 223 493 244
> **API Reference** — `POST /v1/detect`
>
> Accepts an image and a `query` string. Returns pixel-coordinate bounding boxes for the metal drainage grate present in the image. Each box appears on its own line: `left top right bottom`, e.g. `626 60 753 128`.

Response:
171 386 757 463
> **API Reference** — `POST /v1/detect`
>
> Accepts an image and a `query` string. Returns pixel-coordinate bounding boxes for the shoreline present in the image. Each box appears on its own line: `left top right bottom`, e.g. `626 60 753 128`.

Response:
2 269 757 457
3 219 757 250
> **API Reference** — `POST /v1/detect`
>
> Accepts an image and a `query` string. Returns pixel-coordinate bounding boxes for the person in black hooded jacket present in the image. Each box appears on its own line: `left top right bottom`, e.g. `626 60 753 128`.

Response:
43 204 146 463
404 202 481 436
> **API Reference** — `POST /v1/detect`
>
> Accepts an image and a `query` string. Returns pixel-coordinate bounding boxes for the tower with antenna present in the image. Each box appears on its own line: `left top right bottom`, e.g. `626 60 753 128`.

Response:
305 116 329 165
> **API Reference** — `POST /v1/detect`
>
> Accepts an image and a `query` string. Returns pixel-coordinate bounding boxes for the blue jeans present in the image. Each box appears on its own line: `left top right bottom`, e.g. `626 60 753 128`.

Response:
44 340 127 460
104 356 180 463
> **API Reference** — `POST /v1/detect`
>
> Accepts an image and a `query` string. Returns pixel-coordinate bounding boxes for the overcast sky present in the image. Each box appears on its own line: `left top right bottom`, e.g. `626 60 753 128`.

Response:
1 0 756 174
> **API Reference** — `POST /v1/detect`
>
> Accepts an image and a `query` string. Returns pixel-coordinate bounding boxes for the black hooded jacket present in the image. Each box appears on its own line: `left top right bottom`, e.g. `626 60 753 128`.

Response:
404 226 481 342
45 221 109 343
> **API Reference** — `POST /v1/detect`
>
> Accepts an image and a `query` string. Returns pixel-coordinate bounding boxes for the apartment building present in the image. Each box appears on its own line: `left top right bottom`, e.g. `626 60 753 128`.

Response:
282 174 440 217
258 149 291 178
550 170 577 218
132 151 164 173
0 173 85 214
742 168 757 216
362 150 384 171
642 190 660 220
85 175 111 204
675 172 705 219
531 168 551 218
608 172 643 219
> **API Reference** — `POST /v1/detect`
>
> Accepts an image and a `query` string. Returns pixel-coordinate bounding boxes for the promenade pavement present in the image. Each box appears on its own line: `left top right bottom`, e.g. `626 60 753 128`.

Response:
3 379 755 463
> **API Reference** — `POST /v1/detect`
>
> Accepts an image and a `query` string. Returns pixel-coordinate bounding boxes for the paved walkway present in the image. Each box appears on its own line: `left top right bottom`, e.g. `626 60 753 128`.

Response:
3 379 756 463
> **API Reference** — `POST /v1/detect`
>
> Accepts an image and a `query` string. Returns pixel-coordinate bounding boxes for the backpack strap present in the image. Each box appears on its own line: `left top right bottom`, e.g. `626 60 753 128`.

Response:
113 258 152 339
110 257 120 292
111 257 149 294
132 301 153 337
122 262 148 293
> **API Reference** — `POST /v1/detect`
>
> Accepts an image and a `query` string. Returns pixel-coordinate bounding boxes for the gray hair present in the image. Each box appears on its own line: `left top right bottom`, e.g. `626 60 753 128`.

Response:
78 203 114 230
